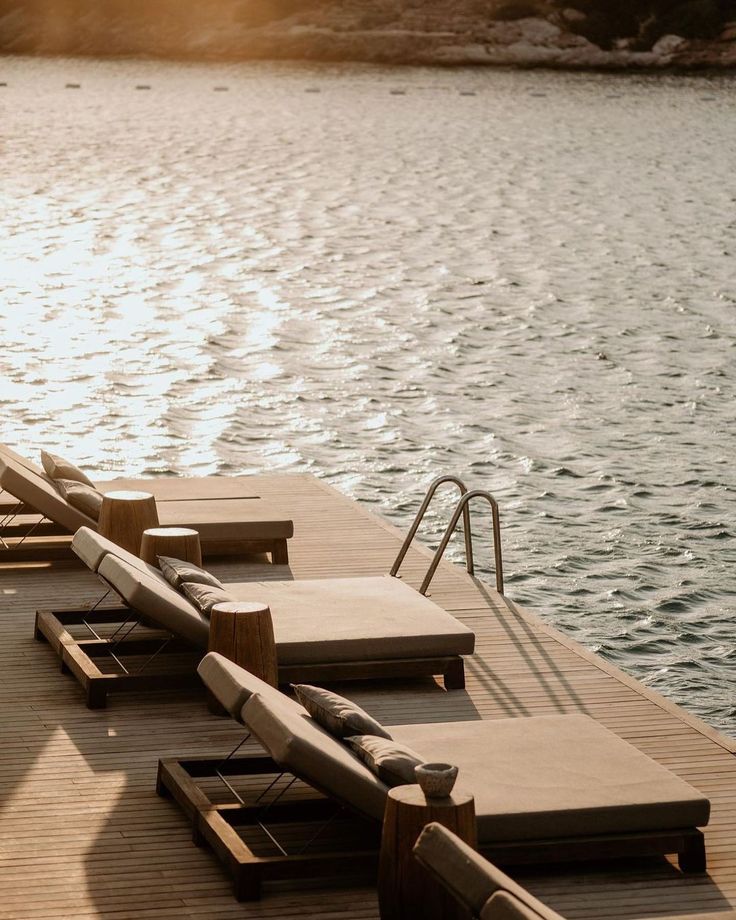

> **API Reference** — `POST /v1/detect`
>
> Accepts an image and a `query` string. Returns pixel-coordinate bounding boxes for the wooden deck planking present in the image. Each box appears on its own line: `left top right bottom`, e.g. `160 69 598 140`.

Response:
0 472 734 920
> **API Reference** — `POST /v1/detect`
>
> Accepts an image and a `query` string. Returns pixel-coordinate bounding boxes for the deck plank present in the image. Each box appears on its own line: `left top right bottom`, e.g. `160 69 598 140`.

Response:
0 472 734 920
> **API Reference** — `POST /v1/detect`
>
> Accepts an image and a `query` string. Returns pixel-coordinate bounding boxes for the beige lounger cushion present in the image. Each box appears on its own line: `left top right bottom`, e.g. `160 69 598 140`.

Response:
292 685 392 740
55 480 103 520
197 653 294 720
72 526 115 571
392 715 710 842
0 443 46 474
155 498 294 542
72 526 162 578
97 555 209 648
242 691 389 821
40 450 95 487
96 477 260 501
0 457 96 533
345 735 423 787
226 576 475 665
158 556 224 590
415 823 563 919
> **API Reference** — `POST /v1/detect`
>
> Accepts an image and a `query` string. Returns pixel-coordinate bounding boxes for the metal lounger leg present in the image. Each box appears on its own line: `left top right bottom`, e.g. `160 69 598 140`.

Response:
297 805 344 855
0 502 23 545
215 734 253 805
256 775 298 857
134 636 173 675
0 511 48 551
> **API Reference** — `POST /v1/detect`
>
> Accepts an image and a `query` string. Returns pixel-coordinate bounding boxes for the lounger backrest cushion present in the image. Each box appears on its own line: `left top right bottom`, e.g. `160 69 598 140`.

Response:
0 443 46 475
414 824 563 920
97 554 209 648
0 457 95 532
242 691 389 822
198 652 301 721
72 526 162 578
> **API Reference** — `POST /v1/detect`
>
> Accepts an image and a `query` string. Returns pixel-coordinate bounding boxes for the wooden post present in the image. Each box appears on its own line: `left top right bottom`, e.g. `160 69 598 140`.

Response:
270 539 289 566
98 490 159 556
378 785 476 920
679 830 707 873
207 602 278 712
140 527 202 567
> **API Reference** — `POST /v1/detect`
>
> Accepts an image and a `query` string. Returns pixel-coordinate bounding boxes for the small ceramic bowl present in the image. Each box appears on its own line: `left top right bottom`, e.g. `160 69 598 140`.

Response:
415 762 458 798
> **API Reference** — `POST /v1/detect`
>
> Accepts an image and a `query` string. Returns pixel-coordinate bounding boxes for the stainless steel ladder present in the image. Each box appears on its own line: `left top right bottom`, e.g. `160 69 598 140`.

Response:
390 475 504 596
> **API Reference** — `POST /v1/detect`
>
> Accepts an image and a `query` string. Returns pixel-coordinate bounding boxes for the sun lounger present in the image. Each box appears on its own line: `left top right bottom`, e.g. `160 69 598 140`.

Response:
34 527 474 706
0 451 293 562
413 823 564 920
156 652 709 900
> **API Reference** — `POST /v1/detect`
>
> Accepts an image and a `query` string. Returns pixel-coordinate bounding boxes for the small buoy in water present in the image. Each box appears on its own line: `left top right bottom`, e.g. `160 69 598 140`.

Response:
596 352 608 361
65 83 80 89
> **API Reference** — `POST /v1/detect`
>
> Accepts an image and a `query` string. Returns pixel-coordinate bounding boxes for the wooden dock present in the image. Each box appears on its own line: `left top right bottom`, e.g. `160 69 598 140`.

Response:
1 473 734 920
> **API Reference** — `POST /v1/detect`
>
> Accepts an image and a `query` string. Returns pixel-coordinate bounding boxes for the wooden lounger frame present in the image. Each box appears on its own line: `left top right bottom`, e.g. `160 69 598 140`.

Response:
1 528 289 564
157 752 382 900
156 751 707 902
34 604 466 709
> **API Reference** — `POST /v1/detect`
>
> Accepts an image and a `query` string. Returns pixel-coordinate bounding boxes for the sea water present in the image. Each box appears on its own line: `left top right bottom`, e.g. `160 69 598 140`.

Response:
1 56 734 735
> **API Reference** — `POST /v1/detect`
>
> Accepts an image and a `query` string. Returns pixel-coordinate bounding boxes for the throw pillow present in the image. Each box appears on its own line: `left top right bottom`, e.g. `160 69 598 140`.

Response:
181 582 234 616
54 478 103 520
158 556 224 590
40 450 95 486
345 734 424 786
292 684 391 740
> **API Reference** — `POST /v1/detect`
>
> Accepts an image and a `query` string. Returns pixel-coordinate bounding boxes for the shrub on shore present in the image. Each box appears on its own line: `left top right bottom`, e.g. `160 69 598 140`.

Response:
550 0 732 49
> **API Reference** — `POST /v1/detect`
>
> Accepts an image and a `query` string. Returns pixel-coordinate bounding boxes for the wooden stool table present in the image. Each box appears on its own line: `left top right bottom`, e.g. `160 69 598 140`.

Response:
98 490 159 556
140 527 202 567
207 602 278 713
378 784 476 920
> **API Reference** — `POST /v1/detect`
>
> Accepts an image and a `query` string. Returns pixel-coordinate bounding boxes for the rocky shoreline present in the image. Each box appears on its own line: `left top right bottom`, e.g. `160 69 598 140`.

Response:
205 19 736 70
1 1 735 70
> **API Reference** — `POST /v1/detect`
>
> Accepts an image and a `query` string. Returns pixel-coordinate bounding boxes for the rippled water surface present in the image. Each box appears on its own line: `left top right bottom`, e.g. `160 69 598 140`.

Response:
1 56 734 735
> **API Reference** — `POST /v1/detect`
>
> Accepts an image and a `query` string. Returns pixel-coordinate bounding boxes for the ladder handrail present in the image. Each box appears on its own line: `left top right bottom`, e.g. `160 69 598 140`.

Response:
390 475 474 579
419 490 504 596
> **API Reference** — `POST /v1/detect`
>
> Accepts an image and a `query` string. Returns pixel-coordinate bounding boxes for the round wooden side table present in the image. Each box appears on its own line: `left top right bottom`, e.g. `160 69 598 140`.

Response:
98 490 159 556
378 784 476 920
140 527 202 567
207 602 278 713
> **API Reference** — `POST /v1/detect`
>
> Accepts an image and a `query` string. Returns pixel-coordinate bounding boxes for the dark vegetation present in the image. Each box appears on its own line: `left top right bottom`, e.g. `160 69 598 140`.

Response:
555 0 733 49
